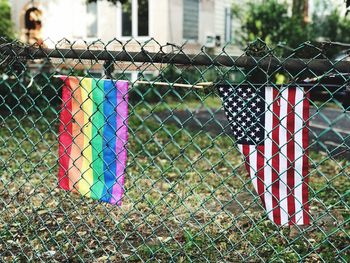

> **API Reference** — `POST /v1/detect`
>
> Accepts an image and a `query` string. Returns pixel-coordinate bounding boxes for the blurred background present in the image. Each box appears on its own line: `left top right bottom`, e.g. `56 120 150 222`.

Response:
2 0 349 52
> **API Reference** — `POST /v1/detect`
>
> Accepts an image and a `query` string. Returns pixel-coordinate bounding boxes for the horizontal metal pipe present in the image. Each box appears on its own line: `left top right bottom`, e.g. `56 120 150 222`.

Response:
1 43 350 73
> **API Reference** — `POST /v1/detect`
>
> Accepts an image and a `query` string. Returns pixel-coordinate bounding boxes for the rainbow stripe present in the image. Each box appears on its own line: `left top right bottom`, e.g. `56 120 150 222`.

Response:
58 76 129 205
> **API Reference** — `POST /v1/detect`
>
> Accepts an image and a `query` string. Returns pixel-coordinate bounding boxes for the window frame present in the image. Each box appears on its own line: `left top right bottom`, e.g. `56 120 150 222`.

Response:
116 0 151 40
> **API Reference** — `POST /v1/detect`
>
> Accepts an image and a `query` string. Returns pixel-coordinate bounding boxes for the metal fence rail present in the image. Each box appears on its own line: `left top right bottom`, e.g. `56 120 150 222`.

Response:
0 38 349 262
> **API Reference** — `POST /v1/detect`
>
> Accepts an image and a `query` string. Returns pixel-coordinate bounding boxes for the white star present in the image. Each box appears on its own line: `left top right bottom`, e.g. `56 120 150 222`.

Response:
229 88 233 92
255 136 260 141
228 107 232 111
237 107 242 111
219 87 224 92
242 92 247 97
238 87 242 92
232 122 237 126
255 127 260 131
232 112 237 117
242 112 246 117
224 102 228 106
237 127 242 131
246 117 251 122
224 92 228 97
228 116 233 121
228 97 233 101
252 102 256 107
250 131 255 136
242 122 246 127
237 117 241 121
256 98 261 102
256 108 261 112
233 102 237 106
233 131 237 135
247 88 251 92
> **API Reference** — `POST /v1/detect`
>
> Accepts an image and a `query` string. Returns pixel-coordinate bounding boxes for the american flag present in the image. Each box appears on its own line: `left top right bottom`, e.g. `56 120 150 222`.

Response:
218 84 310 225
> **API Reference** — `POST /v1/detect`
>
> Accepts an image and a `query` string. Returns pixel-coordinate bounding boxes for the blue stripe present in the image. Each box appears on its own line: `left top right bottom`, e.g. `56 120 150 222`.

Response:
101 80 117 202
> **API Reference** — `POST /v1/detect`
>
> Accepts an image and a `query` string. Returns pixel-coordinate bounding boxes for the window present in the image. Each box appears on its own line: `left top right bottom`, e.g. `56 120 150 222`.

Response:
224 7 232 42
121 0 149 37
183 0 199 40
87 2 98 37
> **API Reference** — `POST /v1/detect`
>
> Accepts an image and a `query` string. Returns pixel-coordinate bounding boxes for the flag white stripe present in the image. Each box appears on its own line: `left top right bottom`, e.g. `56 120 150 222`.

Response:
294 87 305 224
279 87 289 225
249 145 258 192
264 86 274 222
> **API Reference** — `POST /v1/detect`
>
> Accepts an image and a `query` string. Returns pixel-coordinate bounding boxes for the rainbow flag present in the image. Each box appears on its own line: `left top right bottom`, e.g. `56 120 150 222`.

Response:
57 76 129 205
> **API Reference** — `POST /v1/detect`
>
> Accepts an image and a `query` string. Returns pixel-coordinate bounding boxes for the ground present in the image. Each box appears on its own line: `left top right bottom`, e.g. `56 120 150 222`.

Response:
0 94 349 262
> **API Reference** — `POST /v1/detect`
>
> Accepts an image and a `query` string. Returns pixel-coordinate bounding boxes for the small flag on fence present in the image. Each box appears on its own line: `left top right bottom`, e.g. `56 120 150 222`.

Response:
217 84 310 225
58 76 129 205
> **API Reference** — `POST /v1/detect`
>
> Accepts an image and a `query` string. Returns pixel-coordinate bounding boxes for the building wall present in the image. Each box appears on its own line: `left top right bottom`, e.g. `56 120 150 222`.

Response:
9 0 239 54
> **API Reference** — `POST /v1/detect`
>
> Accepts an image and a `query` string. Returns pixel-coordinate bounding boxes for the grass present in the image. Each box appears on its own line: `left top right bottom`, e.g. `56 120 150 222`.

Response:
0 95 349 262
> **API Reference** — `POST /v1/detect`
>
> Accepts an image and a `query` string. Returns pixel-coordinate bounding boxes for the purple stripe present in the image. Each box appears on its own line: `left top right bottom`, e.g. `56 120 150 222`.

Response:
110 81 129 205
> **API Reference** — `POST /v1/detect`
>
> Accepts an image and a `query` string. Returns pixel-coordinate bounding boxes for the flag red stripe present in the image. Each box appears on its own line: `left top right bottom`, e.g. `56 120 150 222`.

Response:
302 90 310 224
256 145 266 208
58 78 73 190
287 88 296 224
271 88 281 225
242 144 251 174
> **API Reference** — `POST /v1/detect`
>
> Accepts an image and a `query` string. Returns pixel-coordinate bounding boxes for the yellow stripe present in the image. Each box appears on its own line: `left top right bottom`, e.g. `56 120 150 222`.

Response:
79 78 94 197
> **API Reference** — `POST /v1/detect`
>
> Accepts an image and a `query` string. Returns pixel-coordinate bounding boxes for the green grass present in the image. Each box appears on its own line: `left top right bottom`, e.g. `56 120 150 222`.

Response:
0 98 349 262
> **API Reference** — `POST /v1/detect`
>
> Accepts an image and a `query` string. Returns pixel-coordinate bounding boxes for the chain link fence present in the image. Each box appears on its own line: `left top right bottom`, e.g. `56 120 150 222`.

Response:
0 38 349 262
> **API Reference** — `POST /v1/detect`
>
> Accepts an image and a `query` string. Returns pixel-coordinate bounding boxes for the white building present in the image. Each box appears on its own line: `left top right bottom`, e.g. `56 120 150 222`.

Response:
9 0 240 54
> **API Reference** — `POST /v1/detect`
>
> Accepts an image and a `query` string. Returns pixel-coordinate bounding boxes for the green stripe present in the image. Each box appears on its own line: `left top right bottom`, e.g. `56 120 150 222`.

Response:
90 79 105 200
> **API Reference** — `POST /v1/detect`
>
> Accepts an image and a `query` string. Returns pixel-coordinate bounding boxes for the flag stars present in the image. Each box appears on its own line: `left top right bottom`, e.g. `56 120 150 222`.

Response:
218 85 264 145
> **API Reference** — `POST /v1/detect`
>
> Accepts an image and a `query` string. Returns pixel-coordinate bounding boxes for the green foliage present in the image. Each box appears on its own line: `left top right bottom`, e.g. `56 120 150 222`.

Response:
234 0 350 50
0 0 14 39
233 0 311 48
312 9 350 43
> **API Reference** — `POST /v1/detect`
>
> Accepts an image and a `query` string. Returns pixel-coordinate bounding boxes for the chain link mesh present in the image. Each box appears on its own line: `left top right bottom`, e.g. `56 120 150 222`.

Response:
0 38 349 262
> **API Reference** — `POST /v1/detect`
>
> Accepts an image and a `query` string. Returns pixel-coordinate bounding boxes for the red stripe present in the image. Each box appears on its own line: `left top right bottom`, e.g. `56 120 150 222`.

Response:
271 88 281 225
256 145 265 208
58 78 73 190
242 144 251 174
302 89 310 224
286 87 296 224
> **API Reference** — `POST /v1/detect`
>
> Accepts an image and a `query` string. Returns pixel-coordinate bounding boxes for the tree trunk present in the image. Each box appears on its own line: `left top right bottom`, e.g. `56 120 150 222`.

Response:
292 0 309 23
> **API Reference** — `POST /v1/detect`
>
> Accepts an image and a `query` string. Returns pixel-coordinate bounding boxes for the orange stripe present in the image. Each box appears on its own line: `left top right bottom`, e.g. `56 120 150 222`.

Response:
68 77 84 191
